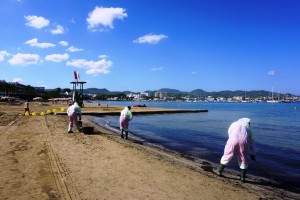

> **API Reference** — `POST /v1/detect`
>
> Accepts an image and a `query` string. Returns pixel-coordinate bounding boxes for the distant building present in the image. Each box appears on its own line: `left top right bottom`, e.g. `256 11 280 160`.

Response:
140 92 149 100
232 96 243 101
155 91 168 99
206 96 215 102
127 93 139 100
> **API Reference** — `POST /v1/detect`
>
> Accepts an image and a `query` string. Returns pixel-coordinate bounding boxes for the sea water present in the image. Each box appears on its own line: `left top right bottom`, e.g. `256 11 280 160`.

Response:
92 101 300 191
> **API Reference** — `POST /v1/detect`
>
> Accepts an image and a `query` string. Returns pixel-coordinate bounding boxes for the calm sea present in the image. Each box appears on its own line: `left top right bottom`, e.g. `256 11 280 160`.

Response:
91 101 300 192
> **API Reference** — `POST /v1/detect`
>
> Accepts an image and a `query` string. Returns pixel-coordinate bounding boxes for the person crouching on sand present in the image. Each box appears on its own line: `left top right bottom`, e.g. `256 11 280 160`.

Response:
24 100 30 115
119 106 133 139
67 102 82 133
213 118 256 182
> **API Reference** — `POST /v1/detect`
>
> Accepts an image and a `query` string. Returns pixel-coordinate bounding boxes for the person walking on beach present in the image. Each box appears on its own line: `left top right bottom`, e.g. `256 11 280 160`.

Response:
67 102 82 133
213 118 256 182
24 100 30 115
119 106 133 139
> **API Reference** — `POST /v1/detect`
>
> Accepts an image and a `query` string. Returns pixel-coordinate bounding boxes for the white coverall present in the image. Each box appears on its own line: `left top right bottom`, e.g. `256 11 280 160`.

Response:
220 118 255 169
119 106 133 131
67 103 82 132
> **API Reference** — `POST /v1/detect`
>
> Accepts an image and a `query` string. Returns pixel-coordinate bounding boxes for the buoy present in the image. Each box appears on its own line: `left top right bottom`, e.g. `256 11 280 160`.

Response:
61 107 65 112
32 112 37 116
53 109 58 113
41 112 45 116
47 110 52 114
25 111 29 116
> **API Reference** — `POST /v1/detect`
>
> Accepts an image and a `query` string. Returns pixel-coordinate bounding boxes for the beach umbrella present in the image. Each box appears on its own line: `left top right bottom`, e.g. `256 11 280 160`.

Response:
33 97 43 101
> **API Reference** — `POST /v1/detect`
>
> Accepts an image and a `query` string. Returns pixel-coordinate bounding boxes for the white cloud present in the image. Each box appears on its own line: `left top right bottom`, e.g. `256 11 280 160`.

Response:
67 59 86 68
12 77 24 83
0 51 10 62
268 70 275 76
151 67 164 71
86 6 127 31
24 15 50 29
8 53 40 66
25 38 55 48
67 46 83 52
59 41 68 46
45 53 69 62
51 25 64 34
66 58 113 75
134 33 168 44
99 54 108 59
192 71 197 75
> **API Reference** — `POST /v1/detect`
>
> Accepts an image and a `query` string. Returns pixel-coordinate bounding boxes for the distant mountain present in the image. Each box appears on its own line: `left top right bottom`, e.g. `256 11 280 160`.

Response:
191 89 273 98
83 88 110 94
144 88 188 94
82 87 296 98
158 88 186 94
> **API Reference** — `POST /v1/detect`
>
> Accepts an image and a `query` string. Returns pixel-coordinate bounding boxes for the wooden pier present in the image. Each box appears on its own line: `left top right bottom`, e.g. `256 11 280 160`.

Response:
56 109 208 116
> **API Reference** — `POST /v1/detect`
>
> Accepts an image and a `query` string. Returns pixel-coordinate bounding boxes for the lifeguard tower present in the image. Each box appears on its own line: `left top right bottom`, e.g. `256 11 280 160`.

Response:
70 81 86 107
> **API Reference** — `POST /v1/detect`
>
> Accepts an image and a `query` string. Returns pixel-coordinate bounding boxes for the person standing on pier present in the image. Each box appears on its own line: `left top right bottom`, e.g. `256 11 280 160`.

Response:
119 106 133 139
213 118 256 182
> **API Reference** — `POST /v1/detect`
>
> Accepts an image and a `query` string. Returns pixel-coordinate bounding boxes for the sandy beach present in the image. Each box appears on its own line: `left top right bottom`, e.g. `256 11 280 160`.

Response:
0 101 298 200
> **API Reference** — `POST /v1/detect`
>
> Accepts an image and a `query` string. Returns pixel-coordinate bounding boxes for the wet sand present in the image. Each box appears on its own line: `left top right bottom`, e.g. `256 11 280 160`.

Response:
0 101 298 200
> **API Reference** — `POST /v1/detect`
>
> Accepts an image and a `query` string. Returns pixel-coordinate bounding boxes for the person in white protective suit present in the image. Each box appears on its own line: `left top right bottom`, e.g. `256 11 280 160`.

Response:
67 102 82 133
213 118 256 182
119 106 133 139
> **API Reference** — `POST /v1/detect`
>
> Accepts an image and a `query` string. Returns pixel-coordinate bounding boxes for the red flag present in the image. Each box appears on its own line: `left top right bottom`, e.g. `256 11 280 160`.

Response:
74 71 79 80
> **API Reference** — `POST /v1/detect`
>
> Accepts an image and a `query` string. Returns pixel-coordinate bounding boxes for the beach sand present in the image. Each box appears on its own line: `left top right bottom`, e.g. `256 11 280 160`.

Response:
0 101 298 200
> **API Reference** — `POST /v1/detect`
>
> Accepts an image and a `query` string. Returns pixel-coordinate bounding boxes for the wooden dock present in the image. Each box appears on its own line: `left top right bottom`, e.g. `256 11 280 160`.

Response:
56 109 208 116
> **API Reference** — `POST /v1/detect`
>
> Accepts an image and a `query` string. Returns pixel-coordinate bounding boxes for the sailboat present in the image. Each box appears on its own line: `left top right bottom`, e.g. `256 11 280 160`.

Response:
241 91 250 103
267 87 280 103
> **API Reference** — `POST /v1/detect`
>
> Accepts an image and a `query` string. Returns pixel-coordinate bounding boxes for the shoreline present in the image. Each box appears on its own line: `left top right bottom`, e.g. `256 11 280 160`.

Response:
85 115 297 194
0 102 299 199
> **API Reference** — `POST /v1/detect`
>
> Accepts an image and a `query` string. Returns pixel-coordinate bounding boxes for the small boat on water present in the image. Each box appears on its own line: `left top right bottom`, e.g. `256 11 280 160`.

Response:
267 87 280 103
132 104 147 107
267 99 280 103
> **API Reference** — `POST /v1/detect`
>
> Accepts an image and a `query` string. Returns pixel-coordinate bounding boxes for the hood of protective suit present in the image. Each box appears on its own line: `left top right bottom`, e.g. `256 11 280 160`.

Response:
238 118 251 128
121 106 133 119
73 102 81 112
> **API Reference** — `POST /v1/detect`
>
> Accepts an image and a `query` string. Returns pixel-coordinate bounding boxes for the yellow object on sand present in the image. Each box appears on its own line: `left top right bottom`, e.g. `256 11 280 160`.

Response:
61 107 65 112
41 112 45 116
32 112 37 116
53 109 58 113
25 111 29 116
47 110 51 114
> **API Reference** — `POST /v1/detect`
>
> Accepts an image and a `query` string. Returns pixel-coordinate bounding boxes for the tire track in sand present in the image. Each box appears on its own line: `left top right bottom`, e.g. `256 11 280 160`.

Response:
43 115 81 200
0 115 21 139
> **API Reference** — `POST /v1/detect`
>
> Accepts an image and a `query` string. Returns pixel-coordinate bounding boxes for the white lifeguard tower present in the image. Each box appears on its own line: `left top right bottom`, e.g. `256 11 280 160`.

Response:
70 81 86 107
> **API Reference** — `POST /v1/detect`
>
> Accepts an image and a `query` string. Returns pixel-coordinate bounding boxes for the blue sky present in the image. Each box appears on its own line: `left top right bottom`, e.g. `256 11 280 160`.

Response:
0 0 300 95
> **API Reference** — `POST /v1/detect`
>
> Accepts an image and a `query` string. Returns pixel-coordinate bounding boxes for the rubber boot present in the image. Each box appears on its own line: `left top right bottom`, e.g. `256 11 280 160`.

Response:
213 164 225 176
121 129 124 138
78 120 82 128
240 169 247 182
